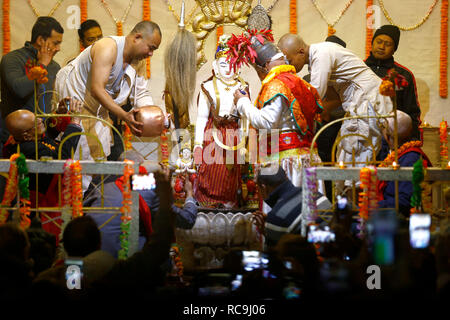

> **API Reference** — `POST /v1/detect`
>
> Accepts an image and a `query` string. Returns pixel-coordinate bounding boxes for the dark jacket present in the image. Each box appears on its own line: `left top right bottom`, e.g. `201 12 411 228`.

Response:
3 124 82 194
378 151 422 216
0 42 60 118
264 180 330 246
365 53 421 140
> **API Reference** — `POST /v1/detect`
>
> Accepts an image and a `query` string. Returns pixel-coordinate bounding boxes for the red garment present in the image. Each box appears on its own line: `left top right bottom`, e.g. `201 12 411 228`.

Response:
195 116 241 208
115 175 153 238
377 146 432 201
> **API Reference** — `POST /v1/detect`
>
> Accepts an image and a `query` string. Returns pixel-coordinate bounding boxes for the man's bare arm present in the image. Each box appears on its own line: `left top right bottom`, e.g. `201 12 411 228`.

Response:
90 38 143 135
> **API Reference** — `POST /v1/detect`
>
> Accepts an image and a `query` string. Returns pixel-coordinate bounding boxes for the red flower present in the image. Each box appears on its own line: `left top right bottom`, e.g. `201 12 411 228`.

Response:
384 68 409 90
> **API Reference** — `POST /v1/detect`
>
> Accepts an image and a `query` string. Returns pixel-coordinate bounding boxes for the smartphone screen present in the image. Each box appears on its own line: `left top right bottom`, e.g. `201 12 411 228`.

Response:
371 210 397 265
307 225 336 243
132 173 156 191
241 251 269 272
409 214 431 249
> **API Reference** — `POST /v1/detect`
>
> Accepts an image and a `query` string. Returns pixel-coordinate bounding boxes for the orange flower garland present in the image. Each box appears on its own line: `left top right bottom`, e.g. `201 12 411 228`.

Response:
358 167 378 237
80 0 87 23
365 0 374 58
123 123 133 151
289 0 297 34
0 154 20 224
378 141 424 168
143 0 151 78
27 66 48 84
440 119 448 167
70 161 83 218
3 0 10 55
170 244 184 279
379 79 395 97
441 0 448 98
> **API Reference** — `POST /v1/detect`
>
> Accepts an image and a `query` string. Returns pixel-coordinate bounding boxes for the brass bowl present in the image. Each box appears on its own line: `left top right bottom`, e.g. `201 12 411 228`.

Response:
134 105 165 137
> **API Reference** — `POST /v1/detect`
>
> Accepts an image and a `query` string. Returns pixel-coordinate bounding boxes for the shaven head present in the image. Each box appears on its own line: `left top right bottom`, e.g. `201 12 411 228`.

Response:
278 34 309 73
5 110 41 142
384 110 413 148
130 21 161 38
127 21 162 63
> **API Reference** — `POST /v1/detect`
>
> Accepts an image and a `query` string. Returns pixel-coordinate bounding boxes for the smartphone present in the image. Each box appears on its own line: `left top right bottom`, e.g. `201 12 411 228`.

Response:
241 251 269 272
307 225 336 243
65 258 83 290
370 210 397 265
409 214 431 249
132 173 156 191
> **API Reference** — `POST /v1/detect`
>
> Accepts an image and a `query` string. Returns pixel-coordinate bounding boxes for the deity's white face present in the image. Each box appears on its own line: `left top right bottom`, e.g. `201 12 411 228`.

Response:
214 57 236 80
181 148 191 160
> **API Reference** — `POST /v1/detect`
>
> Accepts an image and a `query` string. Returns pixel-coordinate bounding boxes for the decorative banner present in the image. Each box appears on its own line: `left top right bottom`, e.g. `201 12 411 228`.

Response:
440 0 448 98
3 0 10 55
118 161 134 260
365 0 373 58
289 0 297 34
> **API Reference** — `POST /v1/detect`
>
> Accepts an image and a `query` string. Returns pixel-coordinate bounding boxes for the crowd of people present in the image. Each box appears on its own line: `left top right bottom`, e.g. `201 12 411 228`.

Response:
0 11 448 309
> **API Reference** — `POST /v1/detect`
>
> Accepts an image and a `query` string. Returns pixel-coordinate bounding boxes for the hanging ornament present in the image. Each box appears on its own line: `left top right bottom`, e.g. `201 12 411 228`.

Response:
439 119 448 168
100 0 134 36
0 154 20 225
310 0 354 36
3 0 10 55
378 0 438 31
357 166 378 238
440 0 448 98
27 0 65 17
410 158 424 214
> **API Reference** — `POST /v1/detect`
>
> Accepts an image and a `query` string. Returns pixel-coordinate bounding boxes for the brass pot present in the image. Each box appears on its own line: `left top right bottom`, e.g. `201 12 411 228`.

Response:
134 106 165 137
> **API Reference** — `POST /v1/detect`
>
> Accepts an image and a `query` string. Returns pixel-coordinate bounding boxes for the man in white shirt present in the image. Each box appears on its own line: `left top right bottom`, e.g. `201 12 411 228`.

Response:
278 34 392 170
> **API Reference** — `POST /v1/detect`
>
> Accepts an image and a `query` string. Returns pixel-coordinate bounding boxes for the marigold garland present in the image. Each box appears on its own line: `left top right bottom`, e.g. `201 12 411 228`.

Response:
439 119 448 167
118 161 134 260
378 141 424 168
311 0 354 37
70 161 83 218
123 123 133 151
289 0 297 34
143 0 151 78
358 167 378 237
26 65 48 84
441 0 448 98
365 0 374 58
3 0 10 55
0 154 20 225
170 244 184 280
62 160 73 208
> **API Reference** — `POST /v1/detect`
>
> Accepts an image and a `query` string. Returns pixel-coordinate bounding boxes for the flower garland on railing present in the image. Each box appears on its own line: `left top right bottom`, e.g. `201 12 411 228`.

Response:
143 0 151 78
26 59 48 84
118 161 134 260
440 0 448 98
365 0 374 58
16 154 31 229
71 161 83 218
62 160 73 207
0 154 20 225
358 167 378 237
289 0 297 34
378 141 423 168
410 158 424 214
439 119 448 168
3 0 10 55
170 244 184 281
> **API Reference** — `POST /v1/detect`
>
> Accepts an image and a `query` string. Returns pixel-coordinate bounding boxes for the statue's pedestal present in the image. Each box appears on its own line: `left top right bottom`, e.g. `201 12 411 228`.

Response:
175 210 262 271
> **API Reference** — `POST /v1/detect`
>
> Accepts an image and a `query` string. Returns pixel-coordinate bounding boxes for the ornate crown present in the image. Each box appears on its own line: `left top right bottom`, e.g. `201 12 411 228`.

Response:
215 34 232 59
